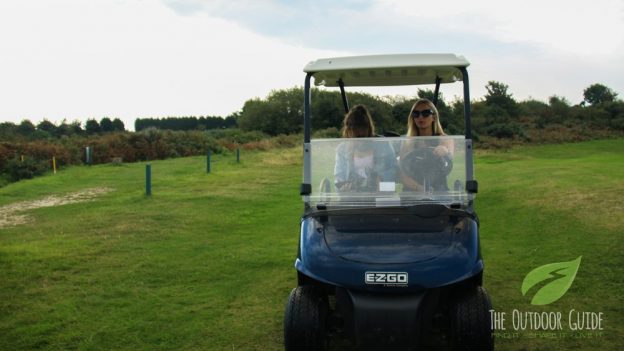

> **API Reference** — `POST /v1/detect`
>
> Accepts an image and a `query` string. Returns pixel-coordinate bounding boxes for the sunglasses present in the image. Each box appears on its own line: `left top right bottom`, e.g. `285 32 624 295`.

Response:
412 109 434 118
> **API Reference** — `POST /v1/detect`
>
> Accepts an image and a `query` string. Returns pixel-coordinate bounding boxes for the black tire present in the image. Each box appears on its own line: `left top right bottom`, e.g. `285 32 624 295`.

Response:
451 286 494 351
284 286 329 351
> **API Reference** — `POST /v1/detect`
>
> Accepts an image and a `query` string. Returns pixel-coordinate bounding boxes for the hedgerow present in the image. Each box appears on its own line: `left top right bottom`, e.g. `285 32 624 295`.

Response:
0 130 300 186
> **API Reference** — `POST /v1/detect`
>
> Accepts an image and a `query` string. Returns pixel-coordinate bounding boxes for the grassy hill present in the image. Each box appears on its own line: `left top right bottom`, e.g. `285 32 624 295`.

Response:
1 139 622 350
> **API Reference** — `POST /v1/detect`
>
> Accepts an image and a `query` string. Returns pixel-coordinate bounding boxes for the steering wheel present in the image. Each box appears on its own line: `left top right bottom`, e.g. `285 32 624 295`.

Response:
400 146 453 191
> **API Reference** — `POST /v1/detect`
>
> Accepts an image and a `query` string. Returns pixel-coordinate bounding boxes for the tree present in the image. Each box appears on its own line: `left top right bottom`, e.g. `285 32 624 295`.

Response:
417 89 448 109
583 83 618 105
238 87 303 135
55 119 84 136
223 115 238 128
85 119 101 134
69 120 84 135
390 98 413 133
112 118 125 131
311 89 343 130
17 120 36 136
37 119 57 134
541 96 570 124
100 117 114 132
483 81 518 119
0 122 18 140
238 98 282 135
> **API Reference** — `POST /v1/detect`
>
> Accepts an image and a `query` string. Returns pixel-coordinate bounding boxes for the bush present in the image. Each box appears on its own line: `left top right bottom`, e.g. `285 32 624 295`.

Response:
0 143 12 169
0 174 11 188
483 123 528 140
271 134 299 147
610 118 624 131
3 157 49 181
312 127 341 139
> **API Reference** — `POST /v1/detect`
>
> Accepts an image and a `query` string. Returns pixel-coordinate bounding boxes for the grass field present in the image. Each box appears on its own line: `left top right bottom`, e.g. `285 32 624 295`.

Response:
1 139 623 350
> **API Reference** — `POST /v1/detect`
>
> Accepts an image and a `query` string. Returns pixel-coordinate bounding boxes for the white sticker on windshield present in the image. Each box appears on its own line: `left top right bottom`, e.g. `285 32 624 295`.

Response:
379 182 396 192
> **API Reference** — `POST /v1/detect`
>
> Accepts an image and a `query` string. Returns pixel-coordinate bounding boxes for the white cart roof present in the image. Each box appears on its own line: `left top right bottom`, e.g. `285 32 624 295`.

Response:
303 53 469 87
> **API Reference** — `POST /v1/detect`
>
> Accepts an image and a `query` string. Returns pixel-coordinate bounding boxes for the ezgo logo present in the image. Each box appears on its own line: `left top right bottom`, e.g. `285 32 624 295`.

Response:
521 256 582 305
365 271 408 286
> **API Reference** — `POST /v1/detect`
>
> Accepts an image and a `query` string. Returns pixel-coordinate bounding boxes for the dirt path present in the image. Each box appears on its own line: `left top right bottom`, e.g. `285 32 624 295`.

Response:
0 187 113 228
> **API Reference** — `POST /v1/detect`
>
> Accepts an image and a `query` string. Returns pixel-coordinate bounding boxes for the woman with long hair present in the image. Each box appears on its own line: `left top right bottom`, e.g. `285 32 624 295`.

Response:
334 105 396 192
400 98 454 192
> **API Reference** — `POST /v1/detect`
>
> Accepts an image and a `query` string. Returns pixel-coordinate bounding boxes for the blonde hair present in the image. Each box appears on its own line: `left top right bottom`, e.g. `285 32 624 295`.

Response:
406 98 446 136
341 104 376 138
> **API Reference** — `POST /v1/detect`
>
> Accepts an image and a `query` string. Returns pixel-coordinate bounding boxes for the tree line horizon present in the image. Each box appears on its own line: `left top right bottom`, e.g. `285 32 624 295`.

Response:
0 81 621 140
1 81 622 186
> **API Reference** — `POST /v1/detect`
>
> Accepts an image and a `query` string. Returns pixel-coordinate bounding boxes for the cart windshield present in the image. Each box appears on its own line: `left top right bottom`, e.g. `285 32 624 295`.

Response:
308 136 470 207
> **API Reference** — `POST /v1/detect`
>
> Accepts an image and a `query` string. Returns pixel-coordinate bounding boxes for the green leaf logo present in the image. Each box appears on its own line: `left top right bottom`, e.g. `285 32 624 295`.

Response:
521 256 582 305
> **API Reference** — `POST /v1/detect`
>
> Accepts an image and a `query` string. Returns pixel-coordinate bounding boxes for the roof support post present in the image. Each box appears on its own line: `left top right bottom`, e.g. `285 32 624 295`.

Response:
459 66 476 196
338 79 349 113
304 73 313 143
301 72 313 196
459 67 471 140
433 76 442 106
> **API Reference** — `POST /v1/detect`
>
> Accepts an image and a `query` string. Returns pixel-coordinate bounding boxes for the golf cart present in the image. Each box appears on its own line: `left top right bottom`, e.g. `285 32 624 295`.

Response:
284 54 493 350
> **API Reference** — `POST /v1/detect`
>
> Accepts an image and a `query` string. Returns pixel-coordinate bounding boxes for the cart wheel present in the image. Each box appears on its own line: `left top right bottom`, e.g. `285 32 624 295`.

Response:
284 286 329 351
451 286 494 351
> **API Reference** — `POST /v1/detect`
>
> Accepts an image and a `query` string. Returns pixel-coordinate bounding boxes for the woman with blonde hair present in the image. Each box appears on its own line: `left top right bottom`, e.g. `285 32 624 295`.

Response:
406 98 445 137
400 98 454 191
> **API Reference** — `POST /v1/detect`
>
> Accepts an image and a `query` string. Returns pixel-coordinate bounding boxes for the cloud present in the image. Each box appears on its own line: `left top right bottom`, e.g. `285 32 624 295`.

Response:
379 0 624 47
163 0 380 48
183 0 624 59
0 0 344 129
0 0 622 129
166 0 623 103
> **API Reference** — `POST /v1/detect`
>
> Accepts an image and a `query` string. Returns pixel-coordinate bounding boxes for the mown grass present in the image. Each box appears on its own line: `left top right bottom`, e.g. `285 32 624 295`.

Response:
0 150 301 350
1 139 623 350
477 139 623 350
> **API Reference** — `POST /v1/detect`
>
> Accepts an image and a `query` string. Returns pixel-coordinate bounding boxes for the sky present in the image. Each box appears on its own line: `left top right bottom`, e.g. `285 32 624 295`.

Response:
0 0 623 131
